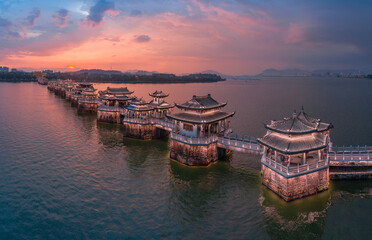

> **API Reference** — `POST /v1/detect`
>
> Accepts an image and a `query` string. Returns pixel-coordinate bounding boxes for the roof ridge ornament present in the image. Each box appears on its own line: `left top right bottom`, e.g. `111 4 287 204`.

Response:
293 110 297 118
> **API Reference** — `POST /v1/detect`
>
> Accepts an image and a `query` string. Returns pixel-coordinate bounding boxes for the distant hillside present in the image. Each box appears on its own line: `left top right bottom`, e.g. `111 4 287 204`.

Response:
259 68 310 76
44 69 225 83
71 69 123 75
257 68 366 77
0 72 36 82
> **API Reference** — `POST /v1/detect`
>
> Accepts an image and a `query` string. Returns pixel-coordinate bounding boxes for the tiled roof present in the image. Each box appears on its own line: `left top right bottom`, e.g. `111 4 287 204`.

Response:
149 99 174 109
100 87 134 95
258 131 328 154
167 111 234 124
149 90 169 98
265 108 333 134
176 94 226 110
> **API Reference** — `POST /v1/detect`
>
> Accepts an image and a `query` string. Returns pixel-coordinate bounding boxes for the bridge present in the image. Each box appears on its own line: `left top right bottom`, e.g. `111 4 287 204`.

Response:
125 116 372 159
329 145 372 166
124 117 262 153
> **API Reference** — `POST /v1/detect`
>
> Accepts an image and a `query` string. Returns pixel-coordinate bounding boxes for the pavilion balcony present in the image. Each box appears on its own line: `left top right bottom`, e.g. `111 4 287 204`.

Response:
170 132 218 146
78 99 99 104
97 105 124 113
123 117 151 125
261 155 329 178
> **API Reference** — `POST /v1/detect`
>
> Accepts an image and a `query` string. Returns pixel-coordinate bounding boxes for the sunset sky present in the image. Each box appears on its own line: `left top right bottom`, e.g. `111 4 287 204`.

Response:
0 0 371 75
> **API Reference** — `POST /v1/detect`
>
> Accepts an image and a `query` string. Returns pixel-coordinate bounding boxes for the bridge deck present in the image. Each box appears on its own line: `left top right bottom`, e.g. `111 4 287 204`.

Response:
122 116 372 157
329 145 372 167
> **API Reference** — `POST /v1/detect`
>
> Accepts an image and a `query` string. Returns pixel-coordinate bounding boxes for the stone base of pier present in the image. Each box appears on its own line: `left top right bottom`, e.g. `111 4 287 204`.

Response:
169 139 229 166
97 110 122 124
123 123 168 140
71 98 79 107
65 93 72 101
261 165 329 201
77 103 98 113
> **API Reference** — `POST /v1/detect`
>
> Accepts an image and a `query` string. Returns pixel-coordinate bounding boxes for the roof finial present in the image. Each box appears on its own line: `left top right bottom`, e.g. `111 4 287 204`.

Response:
293 109 297 117
301 106 304 111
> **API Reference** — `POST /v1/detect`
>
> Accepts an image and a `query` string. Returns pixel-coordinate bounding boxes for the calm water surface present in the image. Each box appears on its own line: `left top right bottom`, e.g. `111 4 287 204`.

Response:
0 77 371 239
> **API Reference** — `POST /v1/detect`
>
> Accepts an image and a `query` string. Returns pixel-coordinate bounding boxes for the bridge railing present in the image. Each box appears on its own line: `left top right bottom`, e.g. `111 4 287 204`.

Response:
123 118 151 125
97 105 123 113
151 118 175 130
218 136 261 151
78 99 99 104
223 132 257 142
170 132 218 145
328 152 372 161
331 145 372 152
262 156 328 177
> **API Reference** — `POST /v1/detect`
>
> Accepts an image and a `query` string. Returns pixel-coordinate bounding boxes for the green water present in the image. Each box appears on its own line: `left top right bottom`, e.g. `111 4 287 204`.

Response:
0 78 371 239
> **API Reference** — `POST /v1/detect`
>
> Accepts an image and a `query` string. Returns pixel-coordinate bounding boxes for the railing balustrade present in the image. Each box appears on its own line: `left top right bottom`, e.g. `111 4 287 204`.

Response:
217 136 261 151
328 152 372 161
262 156 328 177
170 132 218 145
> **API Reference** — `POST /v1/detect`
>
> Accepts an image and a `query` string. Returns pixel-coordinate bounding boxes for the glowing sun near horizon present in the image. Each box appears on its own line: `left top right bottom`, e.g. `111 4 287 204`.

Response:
66 65 76 69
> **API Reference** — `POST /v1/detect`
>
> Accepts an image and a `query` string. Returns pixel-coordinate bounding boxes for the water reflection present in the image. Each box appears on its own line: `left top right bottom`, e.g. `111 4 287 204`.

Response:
166 160 269 239
260 184 331 239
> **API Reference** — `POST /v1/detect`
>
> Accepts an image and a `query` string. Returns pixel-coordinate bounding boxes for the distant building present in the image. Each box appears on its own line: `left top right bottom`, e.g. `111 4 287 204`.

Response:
11 68 18 72
0 66 9 73
42 70 54 74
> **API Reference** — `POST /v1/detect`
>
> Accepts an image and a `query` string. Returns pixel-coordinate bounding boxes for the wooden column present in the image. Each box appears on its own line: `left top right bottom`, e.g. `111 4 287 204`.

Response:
303 152 306 164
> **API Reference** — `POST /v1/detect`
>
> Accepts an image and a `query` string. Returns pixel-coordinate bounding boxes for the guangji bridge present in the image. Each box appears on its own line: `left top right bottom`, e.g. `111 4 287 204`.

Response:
45 79 372 201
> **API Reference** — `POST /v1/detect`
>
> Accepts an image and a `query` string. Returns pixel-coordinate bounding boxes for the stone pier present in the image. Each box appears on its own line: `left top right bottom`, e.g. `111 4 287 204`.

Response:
123 122 168 140
77 102 98 113
169 138 229 166
261 165 329 201
97 110 122 124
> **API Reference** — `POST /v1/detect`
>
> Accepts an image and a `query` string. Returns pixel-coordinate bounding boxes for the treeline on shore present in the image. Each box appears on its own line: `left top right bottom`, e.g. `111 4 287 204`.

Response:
52 72 225 83
0 72 36 82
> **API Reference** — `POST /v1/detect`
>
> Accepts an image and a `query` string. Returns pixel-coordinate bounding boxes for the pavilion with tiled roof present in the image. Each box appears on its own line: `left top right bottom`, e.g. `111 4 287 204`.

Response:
258 107 333 201
98 87 134 107
167 94 234 138
148 90 174 119
258 108 333 156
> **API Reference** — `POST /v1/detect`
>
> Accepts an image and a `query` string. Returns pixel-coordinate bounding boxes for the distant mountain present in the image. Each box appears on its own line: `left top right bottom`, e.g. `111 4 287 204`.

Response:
257 68 366 77
123 70 159 76
259 68 310 76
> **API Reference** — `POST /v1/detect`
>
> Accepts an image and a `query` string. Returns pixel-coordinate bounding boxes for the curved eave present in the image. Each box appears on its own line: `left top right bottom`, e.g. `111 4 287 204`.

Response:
149 93 169 98
166 111 235 124
264 125 332 135
257 139 328 155
99 96 132 101
154 105 175 109
175 102 227 110
109 91 134 95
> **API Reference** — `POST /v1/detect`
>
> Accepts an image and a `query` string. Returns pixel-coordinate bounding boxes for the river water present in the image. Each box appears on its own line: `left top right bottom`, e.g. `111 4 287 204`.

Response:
0 77 371 239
